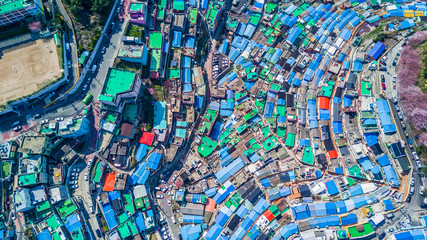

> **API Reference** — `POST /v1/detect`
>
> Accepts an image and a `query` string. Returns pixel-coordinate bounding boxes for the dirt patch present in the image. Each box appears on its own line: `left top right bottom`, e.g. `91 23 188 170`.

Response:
0 38 62 105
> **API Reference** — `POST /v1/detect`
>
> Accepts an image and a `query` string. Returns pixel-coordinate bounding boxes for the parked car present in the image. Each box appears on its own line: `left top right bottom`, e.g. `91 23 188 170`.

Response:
382 82 386 90
101 46 106 54
55 117 64 121
411 178 415 186
96 229 101 238
393 97 398 104
72 168 80 172
71 172 78 176
417 160 422 169
89 205 94 213
381 75 385 82
10 211 15 220
168 199 171 205
171 216 176 224
13 126 22 132
410 186 415 196
83 84 88 91
85 173 89 181
156 195 164 199
388 228 395 233
420 186 425 196
67 61 71 68
413 152 420 160
40 119 48 124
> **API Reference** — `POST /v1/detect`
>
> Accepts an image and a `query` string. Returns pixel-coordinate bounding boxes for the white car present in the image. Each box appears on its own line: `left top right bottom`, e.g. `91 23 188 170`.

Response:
420 186 425 196
10 211 16 220
411 178 415 186
70 180 78 185
89 205 94 213
171 216 176 224
168 199 171 205
156 195 164 199
55 117 64 121
413 152 420 160
83 84 88 91
71 172 79 176
88 159 93 165
417 160 422 169
40 119 49 124
84 173 89 181
168 191 173 196
72 168 80 172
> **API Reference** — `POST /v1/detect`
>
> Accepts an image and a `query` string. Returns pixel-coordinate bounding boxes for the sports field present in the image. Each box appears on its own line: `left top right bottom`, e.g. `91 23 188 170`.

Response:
0 38 61 105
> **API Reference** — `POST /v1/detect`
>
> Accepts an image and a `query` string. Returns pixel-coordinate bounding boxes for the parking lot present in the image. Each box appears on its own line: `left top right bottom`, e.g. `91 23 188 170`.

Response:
212 52 230 79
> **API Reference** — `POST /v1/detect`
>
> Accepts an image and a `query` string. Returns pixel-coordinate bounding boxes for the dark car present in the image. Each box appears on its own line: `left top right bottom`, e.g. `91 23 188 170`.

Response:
96 229 101 238
407 195 412 203
381 75 385 82
382 82 386 90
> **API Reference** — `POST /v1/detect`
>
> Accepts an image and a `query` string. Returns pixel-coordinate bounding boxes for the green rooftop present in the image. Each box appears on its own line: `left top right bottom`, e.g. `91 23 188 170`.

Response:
129 2 144 12
319 80 335 98
189 8 197 24
92 162 105 183
149 32 162 49
18 173 37 186
302 146 314 165
0 0 33 15
262 135 279 152
361 81 372 96
1 161 11 178
265 3 277 14
173 0 185 11
99 69 135 103
36 201 51 213
198 136 217 158
249 14 261 26
56 199 77 220
45 214 62 231
70 228 84 240
285 133 296 147
204 109 218 122
206 1 223 28
169 69 181 79
123 192 135 215
150 49 161 71
348 223 375 238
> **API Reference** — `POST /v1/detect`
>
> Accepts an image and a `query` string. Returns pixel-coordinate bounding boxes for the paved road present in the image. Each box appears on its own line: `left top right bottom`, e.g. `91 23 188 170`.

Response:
0 13 127 140
148 19 214 239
